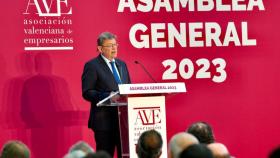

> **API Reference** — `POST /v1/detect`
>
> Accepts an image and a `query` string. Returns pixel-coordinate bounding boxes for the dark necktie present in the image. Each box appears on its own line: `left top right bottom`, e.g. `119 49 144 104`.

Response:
110 61 122 84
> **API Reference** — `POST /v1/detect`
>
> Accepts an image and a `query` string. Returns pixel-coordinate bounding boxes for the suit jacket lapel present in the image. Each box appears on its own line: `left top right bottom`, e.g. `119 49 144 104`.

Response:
97 55 123 84
97 55 114 77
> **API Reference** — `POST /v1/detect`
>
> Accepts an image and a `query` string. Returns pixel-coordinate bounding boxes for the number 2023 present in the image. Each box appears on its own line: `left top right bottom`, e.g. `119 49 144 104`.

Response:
162 58 227 83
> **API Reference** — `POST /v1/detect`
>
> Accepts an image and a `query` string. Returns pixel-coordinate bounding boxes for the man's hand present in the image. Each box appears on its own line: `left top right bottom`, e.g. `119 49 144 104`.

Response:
110 92 120 103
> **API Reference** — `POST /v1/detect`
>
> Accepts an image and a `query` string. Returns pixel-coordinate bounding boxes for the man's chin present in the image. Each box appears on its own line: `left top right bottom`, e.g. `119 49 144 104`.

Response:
112 53 117 58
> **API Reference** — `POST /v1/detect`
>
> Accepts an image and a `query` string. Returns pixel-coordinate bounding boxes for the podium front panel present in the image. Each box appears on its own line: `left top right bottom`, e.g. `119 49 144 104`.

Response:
127 96 167 158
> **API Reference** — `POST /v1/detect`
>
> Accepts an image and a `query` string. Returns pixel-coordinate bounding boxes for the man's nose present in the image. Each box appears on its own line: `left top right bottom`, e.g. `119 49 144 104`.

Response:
112 46 117 50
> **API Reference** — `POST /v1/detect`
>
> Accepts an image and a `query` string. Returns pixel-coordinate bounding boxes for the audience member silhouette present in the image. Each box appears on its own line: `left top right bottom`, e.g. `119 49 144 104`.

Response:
84 151 111 158
207 143 231 158
169 132 199 158
179 144 214 158
63 150 86 158
186 122 215 144
269 146 280 158
69 141 94 154
0 140 30 158
136 129 163 158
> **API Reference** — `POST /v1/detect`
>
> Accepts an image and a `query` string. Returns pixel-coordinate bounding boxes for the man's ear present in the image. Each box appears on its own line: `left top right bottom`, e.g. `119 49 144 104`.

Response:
97 46 102 52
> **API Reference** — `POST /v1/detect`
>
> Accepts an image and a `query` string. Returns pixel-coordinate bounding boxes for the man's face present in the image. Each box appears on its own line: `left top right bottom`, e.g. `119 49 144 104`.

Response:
98 38 118 61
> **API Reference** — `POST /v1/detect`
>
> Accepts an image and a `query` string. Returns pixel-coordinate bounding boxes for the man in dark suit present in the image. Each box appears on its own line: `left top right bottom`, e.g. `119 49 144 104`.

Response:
82 32 131 158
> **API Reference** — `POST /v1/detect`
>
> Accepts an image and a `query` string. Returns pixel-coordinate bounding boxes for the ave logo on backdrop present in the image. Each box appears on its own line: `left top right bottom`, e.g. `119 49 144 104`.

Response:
24 0 72 16
22 0 74 51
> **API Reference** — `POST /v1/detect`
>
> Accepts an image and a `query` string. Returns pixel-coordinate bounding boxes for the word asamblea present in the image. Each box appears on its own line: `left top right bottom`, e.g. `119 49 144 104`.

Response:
118 0 264 12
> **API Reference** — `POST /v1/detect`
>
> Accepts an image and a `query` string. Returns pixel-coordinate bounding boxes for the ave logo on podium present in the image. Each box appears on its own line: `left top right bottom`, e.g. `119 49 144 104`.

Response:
134 107 162 125
128 96 167 158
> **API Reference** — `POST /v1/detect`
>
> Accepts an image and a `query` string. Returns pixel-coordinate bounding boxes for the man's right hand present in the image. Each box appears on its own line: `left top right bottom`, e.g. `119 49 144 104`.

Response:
110 92 120 103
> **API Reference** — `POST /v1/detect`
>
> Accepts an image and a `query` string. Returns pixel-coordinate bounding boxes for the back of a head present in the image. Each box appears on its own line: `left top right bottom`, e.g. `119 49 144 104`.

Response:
137 129 163 158
64 150 86 158
169 132 199 158
207 143 230 158
187 122 215 144
69 141 94 154
0 141 30 158
269 146 280 158
84 151 111 158
179 144 214 158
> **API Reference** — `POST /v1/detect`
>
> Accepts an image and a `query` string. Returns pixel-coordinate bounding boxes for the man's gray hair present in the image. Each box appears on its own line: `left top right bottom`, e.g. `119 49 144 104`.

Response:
64 150 86 158
97 32 117 46
169 132 199 158
69 141 94 154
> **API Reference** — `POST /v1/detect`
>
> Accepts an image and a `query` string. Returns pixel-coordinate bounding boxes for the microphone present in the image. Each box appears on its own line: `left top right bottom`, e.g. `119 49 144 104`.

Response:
134 60 157 83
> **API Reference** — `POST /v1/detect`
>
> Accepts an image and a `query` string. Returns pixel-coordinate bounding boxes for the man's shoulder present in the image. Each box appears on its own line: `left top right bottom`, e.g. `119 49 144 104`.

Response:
115 58 127 65
85 55 102 65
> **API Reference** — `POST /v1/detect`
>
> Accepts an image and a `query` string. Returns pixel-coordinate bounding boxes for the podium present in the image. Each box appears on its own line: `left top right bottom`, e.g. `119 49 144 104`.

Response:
97 82 186 158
